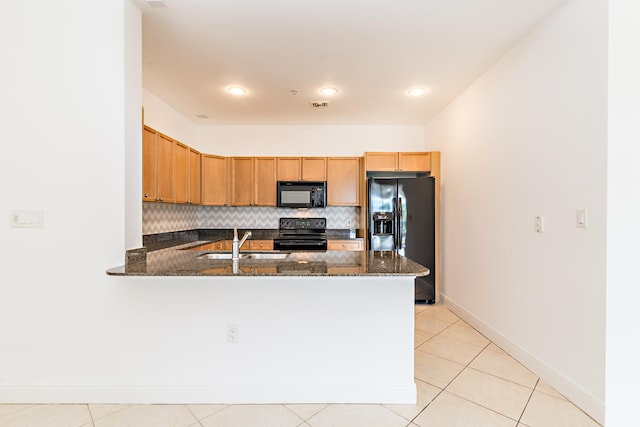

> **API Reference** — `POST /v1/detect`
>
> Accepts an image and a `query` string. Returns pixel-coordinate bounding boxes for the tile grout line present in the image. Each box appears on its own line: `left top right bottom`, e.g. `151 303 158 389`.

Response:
416 313 540 425
86 404 96 427
281 404 312 424
409 326 492 425
517 378 539 425
183 404 205 427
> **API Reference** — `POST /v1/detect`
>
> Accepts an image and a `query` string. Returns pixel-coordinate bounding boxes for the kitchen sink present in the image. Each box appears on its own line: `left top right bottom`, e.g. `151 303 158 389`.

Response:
197 252 289 260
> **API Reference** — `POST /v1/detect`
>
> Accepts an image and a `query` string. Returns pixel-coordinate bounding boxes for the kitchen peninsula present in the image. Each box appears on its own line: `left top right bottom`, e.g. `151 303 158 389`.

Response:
107 239 428 405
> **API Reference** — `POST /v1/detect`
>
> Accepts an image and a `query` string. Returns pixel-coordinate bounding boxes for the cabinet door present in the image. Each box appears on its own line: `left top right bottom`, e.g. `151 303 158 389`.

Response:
156 133 175 202
302 157 327 181
254 157 277 206
174 141 189 204
365 152 398 171
277 157 301 181
142 127 157 202
230 157 254 206
201 154 228 206
327 157 360 206
398 152 431 172
188 148 201 205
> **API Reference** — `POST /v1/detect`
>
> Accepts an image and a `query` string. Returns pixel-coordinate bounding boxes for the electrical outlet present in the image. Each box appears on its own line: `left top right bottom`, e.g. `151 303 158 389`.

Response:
535 216 544 233
227 323 239 344
347 219 351 227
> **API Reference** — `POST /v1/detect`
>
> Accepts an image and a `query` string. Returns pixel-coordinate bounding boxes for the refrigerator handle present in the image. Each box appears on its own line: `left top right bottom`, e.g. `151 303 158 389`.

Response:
392 197 398 248
398 197 403 250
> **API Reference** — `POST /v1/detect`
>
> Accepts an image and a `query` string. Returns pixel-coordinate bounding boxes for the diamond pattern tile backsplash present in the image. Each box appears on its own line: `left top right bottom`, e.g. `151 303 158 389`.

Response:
143 203 360 234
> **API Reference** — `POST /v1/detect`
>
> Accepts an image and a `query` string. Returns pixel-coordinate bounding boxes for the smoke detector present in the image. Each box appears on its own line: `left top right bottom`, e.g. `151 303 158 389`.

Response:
310 101 329 109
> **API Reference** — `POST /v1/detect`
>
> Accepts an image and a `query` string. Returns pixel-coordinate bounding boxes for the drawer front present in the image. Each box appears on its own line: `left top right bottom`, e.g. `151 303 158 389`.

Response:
248 239 274 251
328 240 363 251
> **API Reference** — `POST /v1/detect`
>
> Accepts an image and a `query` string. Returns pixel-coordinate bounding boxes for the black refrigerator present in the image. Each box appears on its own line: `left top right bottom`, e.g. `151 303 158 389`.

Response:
368 177 436 304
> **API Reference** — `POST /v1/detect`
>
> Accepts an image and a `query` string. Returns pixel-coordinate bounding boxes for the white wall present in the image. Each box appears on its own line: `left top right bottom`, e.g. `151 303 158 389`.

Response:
125 1 143 250
196 125 431 156
1 0 128 392
142 88 197 145
141 92 432 157
425 0 607 422
606 1 640 425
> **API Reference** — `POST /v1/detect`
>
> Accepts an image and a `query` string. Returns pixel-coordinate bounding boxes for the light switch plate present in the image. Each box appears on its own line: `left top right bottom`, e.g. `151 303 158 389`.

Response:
576 209 588 228
10 210 44 228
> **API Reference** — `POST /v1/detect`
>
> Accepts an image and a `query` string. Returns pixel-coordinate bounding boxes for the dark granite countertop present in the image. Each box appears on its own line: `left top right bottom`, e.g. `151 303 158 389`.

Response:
108 240 429 277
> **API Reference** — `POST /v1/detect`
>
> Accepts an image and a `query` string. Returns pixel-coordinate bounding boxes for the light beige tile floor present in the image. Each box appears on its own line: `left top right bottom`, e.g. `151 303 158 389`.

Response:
0 305 601 427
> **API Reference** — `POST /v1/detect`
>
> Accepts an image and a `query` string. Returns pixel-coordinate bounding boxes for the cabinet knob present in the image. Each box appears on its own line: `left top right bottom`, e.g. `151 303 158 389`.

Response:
144 193 148 198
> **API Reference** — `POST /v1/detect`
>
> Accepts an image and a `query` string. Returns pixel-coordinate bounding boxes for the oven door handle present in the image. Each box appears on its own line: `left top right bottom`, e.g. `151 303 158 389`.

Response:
275 240 326 247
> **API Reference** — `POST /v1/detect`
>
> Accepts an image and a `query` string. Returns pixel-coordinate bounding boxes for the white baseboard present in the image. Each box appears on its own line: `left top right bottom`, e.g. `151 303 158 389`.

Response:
441 294 604 425
0 384 416 405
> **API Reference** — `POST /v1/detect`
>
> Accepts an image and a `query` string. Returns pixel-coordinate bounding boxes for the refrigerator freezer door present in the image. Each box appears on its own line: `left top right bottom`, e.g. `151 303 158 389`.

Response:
398 177 436 303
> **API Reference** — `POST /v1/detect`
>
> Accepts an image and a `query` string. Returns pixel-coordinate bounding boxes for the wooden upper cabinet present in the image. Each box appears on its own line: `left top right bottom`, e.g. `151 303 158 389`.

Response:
142 126 174 203
365 152 431 172
188 148 201 205
230 157 254 206
398 152 430 172
327 157 360 206
201 154 228 206
276 157 301 181
254 157 277 206
174 141 189 204
365 152 398 172
156 134 175 202
142 126 157 202
277 157 326 181
230 157 277 206
301 157 326 181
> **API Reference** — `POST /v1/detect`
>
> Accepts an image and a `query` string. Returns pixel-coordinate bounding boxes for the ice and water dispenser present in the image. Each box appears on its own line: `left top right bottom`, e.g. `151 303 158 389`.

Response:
372 212 393 235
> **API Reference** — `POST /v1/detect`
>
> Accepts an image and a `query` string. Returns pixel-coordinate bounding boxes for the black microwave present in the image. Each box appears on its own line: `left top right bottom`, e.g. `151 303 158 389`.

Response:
277 181 326 208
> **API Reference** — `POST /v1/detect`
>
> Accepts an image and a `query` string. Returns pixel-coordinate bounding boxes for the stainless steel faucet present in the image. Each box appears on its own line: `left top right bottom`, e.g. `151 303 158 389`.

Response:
232 228 252 262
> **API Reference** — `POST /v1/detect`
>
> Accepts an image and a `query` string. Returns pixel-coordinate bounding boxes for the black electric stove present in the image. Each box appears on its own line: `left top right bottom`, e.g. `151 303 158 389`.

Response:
273 217 327 251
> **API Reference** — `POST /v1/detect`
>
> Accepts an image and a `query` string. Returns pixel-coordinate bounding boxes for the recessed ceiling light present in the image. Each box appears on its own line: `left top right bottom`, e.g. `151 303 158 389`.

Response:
227 86 246 96
146 0 167 8
320 87 338 96
408 88 427 97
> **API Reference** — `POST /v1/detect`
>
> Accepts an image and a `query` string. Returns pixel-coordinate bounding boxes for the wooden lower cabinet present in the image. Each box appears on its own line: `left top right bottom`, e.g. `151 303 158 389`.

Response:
189 239 273 251
327 240 364 251
248 240 274 251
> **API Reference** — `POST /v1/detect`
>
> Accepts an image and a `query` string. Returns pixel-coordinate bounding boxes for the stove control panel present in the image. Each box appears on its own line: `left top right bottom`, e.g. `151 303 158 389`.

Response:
279 217 326 230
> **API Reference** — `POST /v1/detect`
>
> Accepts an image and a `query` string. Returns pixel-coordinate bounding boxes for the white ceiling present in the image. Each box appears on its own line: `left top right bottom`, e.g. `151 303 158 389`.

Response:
136 0 568 126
